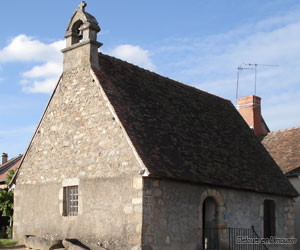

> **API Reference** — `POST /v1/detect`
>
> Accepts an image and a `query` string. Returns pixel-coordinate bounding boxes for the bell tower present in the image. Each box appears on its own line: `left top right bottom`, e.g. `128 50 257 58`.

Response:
61 1 102 71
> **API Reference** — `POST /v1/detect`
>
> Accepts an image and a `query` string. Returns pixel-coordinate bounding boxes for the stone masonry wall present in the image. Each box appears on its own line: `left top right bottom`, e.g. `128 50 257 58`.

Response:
14 64 144 250
142 178 295 250
288 177 300 250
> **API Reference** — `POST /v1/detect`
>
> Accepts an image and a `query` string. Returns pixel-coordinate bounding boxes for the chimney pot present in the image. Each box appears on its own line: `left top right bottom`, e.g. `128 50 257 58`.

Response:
2 153 8 164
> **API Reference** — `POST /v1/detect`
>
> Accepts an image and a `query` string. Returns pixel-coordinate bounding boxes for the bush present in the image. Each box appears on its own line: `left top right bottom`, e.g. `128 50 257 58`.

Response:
6 226 12 239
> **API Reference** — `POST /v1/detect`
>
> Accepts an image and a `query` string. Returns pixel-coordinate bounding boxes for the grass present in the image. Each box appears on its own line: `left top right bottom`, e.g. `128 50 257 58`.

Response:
0 239 17 247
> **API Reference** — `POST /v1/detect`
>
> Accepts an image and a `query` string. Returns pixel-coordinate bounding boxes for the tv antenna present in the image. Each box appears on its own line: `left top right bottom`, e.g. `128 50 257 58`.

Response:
236 65 254 100
236 63 279 100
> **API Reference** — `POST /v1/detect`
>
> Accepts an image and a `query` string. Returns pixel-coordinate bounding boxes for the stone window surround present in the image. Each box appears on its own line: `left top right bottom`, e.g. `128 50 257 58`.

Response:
59 178 83 220
199 189 226 230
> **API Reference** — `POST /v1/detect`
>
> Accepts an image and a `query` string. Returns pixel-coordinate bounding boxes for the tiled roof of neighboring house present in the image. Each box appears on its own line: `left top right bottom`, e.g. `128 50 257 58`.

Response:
286 166 300 177
0 155 22 183
93 53 297 197
262 126 300 174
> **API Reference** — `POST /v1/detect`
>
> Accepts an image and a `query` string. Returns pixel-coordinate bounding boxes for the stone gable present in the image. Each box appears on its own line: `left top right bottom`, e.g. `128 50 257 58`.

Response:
17 66 141 184
14 66 144 249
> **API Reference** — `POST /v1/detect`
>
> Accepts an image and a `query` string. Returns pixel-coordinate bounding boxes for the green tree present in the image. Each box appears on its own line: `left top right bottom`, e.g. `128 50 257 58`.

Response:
0 170 14 238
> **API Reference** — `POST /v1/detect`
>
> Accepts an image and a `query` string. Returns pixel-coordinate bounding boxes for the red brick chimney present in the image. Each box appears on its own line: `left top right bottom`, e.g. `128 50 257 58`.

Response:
237 95 263 136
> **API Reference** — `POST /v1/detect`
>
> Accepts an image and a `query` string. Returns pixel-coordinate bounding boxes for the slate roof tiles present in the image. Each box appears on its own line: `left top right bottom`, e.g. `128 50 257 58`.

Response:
94 53 297 197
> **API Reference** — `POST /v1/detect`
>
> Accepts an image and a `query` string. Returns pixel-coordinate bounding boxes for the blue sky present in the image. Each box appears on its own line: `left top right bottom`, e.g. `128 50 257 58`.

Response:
1 0 300 158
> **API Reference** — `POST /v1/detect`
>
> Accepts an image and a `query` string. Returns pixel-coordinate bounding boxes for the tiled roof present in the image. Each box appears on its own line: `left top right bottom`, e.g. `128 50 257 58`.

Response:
0 155 22 183
94 53 297 197
262 126 300 174
286 166 300 177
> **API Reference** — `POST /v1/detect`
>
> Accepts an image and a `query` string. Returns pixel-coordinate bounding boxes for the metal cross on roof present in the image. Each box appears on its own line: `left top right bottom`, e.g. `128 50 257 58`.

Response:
79 1 87 11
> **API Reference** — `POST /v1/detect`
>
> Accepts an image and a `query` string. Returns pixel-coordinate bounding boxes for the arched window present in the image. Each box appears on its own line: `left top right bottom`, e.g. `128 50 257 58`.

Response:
264 199 276 238
71 20 84 45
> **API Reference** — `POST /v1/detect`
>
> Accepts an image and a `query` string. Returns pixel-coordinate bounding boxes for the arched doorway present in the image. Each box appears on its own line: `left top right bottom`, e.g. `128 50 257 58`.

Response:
202 197 218 249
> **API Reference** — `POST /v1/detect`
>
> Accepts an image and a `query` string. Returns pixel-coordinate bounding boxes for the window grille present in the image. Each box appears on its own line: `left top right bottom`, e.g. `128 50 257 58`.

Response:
63 185 78 216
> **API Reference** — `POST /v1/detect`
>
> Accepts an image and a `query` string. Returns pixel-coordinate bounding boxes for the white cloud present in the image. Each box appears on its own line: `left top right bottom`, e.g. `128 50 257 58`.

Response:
22 62 62 79
0 35 64 94
0 125 36 137
0 36 157 93
0 125 36 157
0 35 63 63
109 44 156 71
22 77 59 94
152 7 300 131
263 90 300 130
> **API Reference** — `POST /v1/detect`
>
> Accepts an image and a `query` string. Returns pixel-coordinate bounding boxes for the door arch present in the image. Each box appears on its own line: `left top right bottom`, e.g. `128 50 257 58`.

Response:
199 189 225 250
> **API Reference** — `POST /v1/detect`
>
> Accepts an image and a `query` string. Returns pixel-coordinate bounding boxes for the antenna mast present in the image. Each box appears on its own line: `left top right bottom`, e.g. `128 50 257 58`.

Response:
236 65 254 101
246 64 279 96
236 63 279 101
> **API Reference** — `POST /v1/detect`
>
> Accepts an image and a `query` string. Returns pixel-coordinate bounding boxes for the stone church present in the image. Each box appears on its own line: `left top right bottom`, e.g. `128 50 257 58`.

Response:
11 2 297 250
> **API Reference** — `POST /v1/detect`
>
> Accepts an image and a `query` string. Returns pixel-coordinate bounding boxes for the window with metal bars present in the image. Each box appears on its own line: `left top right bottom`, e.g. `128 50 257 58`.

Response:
63 185 78 216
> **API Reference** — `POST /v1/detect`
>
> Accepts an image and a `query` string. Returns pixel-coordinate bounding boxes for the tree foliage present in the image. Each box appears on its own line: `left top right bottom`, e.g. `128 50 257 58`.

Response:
0 170 14 218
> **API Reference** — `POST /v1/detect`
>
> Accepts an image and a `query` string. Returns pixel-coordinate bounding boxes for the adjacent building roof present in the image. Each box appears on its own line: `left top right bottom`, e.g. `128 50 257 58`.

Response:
0 154 22 184
286 167 300 177
262 126 300 175
94 53 297 197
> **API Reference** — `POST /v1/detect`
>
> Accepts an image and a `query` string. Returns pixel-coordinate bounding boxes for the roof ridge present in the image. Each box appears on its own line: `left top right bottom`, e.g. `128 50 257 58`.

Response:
98 53 231 103
267 125 300 135
0 154 22 169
